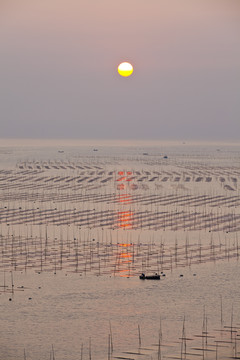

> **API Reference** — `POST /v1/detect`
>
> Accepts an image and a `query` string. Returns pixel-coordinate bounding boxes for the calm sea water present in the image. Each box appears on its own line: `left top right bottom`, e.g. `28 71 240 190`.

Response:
0 140 240 360
1 261 240 360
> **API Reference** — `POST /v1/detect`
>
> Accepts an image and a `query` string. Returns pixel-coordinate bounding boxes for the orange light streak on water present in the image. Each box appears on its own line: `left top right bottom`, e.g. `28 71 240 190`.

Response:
117 184 125 190
118 243 132 247
116 171 133 182
117 211 134 229
117 243 134 277
117 194 132 203
116 176 126 181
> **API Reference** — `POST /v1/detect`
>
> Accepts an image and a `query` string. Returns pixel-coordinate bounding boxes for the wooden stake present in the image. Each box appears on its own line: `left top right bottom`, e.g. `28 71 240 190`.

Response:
89 337 91 360
108 334 111 360
158 329 162 360
109 321 113 353
52 345 55 360
220 295 223 326
81 343 83 360
138 324 141 349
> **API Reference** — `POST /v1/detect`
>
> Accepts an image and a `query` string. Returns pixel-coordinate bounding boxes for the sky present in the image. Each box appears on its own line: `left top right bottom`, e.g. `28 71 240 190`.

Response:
0 0 240 141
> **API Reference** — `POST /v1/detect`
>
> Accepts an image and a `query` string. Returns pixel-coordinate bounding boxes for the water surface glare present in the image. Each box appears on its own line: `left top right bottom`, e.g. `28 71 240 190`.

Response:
1 261 240 360
0 141 240 359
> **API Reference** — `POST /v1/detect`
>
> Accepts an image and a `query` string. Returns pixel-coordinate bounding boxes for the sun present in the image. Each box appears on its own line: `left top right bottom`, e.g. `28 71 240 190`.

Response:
118 62 133 77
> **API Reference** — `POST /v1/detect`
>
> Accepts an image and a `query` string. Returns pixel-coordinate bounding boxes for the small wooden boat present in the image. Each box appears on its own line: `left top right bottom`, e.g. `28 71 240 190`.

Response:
139 273 160 280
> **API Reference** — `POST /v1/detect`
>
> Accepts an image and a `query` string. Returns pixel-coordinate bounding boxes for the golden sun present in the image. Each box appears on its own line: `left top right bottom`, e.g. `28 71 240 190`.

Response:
118 62 133 77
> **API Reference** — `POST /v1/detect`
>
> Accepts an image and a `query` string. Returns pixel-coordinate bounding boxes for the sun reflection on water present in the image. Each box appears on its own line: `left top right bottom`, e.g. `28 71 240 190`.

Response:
116 243 134 277
117 211 134 229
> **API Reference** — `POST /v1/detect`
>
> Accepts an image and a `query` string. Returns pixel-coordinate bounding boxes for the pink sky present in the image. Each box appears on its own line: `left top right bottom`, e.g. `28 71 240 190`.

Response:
1 0 240 140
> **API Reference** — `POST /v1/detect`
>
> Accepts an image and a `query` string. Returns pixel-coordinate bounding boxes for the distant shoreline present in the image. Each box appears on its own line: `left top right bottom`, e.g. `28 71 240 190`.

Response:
0 138 239 148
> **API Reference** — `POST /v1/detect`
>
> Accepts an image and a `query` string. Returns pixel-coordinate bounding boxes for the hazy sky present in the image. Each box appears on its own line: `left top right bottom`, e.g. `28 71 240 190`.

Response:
1 0 240 141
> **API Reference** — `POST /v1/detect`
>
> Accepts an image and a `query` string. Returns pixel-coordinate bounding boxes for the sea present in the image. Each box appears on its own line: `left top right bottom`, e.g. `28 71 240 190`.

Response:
0 139 240 360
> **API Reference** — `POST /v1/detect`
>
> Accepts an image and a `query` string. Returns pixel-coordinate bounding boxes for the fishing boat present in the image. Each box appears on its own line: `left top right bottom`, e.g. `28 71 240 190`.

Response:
139 273 160 280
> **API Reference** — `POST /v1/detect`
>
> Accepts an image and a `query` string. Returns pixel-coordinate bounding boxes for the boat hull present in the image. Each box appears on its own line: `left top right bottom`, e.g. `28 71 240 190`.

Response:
139 274 160 280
